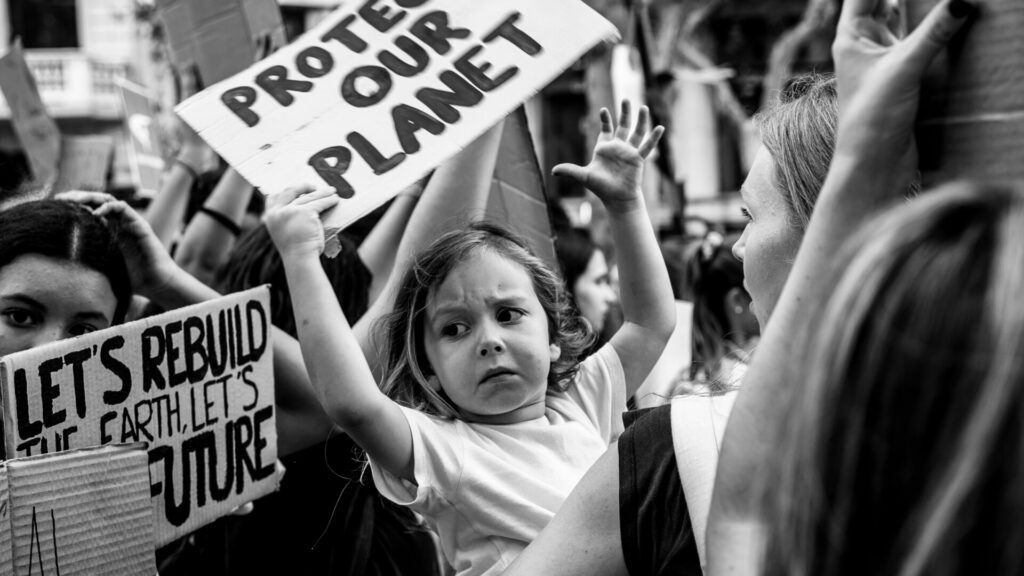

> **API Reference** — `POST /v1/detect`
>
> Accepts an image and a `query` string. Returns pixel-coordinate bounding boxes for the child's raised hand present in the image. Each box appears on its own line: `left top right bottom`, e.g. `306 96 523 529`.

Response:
264 185 340 258
553 100 664 210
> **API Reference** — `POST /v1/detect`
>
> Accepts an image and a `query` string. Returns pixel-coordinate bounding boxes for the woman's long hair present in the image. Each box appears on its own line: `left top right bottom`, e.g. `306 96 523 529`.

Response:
764 182 1024 576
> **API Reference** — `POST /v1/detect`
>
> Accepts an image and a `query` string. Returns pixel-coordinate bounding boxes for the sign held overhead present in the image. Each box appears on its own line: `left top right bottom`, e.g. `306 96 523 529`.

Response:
177 0 619 231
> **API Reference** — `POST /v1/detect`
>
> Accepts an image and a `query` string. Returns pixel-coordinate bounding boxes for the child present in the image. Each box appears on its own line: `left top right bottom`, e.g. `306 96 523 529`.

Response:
265 101 675 576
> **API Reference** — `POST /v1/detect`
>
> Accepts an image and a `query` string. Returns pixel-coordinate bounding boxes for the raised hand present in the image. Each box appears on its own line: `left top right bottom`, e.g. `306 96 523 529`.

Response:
832 0 974 169
553 100 664 210
264 185 341 259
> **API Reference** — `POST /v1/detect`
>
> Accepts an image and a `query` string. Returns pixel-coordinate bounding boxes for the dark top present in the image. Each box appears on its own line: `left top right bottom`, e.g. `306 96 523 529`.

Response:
158 433 440 575
619 406 702 576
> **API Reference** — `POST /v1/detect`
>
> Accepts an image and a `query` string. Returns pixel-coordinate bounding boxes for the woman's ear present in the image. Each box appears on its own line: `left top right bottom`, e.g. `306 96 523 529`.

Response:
549 343 562 362
427 374 442 392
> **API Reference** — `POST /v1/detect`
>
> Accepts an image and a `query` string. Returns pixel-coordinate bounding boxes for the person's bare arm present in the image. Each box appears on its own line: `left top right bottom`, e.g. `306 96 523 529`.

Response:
174 168 255 286
554 102 675 397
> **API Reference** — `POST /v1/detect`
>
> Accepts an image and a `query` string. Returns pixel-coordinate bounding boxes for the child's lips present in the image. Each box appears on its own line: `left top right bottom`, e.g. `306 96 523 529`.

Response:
480 367 516 384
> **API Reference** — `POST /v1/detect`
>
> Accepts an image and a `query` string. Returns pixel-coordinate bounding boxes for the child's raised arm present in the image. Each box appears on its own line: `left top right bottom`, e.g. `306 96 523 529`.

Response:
554 101 675 396
265 185 415 479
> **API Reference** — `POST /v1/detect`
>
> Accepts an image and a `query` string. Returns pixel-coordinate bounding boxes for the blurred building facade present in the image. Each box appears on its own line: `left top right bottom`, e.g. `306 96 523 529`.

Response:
0 0 334 194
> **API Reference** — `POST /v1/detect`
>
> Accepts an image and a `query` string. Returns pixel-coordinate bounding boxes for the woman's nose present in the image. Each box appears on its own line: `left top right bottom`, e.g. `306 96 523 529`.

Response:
732 235 746 262
31 325 65 350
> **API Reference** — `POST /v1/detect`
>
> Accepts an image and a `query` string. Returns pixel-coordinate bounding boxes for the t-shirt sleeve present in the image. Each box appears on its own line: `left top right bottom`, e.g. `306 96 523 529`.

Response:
618 405 702 576
565 344 628 442
368 407 465 517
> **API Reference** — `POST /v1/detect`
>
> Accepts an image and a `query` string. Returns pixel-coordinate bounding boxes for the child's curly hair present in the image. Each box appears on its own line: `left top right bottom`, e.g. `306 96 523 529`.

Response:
377 221 595 419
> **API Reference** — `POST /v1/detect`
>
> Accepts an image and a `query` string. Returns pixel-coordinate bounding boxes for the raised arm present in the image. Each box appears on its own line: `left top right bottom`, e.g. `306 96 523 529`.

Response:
353 122 505 373
86 195 333 457
554 101 675 396
174 167 255 286
706 1 973 573
145 70 207 247
356 176 429 306
265 185 415 479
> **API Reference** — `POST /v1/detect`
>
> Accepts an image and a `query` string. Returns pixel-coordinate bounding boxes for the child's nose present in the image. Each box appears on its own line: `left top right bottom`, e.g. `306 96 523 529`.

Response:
478 325 505 357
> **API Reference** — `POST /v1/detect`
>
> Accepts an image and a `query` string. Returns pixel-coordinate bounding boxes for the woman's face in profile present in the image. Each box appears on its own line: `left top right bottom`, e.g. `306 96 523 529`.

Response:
0 254 117 358
732 148 804 328
573 249 617 333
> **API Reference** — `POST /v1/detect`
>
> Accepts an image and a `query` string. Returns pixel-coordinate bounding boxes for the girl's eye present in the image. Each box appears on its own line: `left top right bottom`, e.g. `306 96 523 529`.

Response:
740 207 753 223
2 309 37 328
497 308 525 323
440 323 468 338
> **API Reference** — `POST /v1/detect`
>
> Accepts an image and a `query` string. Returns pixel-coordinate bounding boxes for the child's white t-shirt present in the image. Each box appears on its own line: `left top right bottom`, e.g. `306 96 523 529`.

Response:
369 345 627 576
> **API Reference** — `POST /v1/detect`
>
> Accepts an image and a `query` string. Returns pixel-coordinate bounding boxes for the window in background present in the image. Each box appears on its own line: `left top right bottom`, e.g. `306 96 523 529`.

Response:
8 0 80 49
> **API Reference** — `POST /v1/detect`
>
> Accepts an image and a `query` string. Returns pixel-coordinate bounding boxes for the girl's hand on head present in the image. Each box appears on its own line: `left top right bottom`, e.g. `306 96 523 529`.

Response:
263 185 340 259
552 100 664 211
833 0 974 167
53 190 117 208
93 199 179 300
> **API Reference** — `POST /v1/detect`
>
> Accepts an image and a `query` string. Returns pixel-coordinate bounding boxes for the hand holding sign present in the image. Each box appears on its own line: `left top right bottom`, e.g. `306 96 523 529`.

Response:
553 100 664 209
264 185 342 259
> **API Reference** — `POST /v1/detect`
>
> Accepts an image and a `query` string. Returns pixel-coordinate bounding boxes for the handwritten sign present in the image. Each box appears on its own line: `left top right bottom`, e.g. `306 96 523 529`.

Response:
0 471 9 576
176 0 619 231
0 39 61 186
0 288 278 546
157 0 286 87
0 445 155 575
117 79 165 198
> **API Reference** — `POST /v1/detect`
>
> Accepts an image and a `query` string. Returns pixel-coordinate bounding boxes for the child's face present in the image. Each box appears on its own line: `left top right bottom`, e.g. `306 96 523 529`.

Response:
422 249 560 424
0 254 117 358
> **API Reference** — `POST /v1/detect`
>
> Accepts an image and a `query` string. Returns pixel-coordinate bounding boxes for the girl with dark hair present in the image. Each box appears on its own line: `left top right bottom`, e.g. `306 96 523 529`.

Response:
680 233 757 391
0 200 133 357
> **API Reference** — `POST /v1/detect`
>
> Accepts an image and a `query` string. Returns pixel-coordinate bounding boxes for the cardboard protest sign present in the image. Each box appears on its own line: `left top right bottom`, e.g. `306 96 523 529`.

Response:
0 39 61 186
157 0 286 87
0 287 277 546
176 0 619 232
487 106 556 268
907 0 1024 184
0 471 9 576
117 79 165 198
51 135 115 195
0 445 155 576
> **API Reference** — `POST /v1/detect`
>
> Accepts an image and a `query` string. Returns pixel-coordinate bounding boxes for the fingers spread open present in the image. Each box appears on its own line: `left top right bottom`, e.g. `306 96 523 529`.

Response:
616 99 633 138
599 108 614 135
638 126 665 159
630 106 651 147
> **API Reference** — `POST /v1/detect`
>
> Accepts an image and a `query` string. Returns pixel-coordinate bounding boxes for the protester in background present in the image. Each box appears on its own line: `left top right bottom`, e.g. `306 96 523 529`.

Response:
504 73 839 576
673 232 757 395
555 226 618 347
